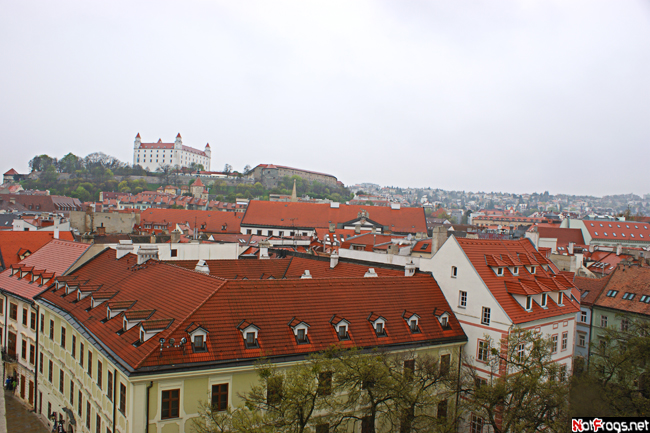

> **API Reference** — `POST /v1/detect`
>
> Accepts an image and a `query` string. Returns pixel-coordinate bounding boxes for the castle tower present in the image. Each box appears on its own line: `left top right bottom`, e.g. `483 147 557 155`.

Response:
204 143 212 171
134 133 141 149
174 133 182 150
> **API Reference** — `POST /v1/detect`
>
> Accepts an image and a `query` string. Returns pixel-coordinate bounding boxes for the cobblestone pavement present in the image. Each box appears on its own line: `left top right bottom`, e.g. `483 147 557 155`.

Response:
3 390 49 433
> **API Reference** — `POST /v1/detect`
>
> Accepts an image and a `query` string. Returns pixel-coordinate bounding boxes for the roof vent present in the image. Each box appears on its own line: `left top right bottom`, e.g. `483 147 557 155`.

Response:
137 244 159 264
195 259 210 274
330 202 340 208
116 240 134 259
364 268 378 278
390 203 401 210
301 270 312 279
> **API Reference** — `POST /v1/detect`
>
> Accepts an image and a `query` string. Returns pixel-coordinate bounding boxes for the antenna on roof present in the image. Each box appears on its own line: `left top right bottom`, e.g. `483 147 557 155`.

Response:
159 338 165 355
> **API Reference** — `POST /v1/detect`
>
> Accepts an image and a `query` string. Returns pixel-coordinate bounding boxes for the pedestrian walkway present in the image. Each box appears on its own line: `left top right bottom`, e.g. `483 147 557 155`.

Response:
0 373 5 433
1 362 48 433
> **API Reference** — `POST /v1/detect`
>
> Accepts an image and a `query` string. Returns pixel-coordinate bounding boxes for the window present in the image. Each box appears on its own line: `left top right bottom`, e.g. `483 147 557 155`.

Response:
59 369 64 393
161 389 180 419
88 351 93 377
337 325 349 340
61 326 66 349
459 291 467 308
30 312 36 330
440 354 450 375
170 249 178 257
267 376 283 405
477 340 489 362
86 401 91 429
23 307 28 326
22 340 27 359
375 321 386 336
245 332 258 348
72 335 76 359
119 383 126 414
49 320 54 339
481 307 491 326
577 332 586 347
606 290 618 298
496 267 503 276
80 343 84 366
526 296 532 311
560 364 567 382
551 335 558 354
107 371 113 400
621 318 630 332
40 314 44 333
409 319 419 333
70 381 74 405
404 359 415 378
211 384 228 411
541 293 547 308
296 328 308 344
9 303 17 320
622 292 635 301
601 316 608 327
451 266 458 278
580 311 587 323
561 332 568 351
96 414 102 433
558 292 564 305
530 266 536 274
512 267 519 276
98 360 103 389
318 372 332 396
48 360 53 382
470 414 484 433
39 353 43 373
29 343 35 365
437 399 448 419
517 343 525 360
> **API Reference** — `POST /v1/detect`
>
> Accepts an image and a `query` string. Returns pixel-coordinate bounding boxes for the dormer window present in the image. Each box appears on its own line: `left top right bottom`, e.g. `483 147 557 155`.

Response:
237 321 259 349
403 311 420 333
526 296 532 311
193 335 204 349
368 314 387 337
288 318 310 344
541 293 548 308
512 267 519 276
529 266 536 274
435 311 451 329
496 267 504 276
558 292 564 306
338 325 348 340
140 328 145 343
331 316 350 341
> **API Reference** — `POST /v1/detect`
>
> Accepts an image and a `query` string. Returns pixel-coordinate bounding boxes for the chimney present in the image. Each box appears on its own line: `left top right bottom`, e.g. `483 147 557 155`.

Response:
137 244 159 264
355 223 361 234
329 222 335 233
301 270 312 279
330 250 339 268
405 260 416 277
589 244 594 253
170 229 181 244
150 233 156 243
194 259 210 274
259 240 271 260
568 242 574 255
115 240 134 259
387 244 399 255
364 268 378 278
616 244 622 256
54 220 60 240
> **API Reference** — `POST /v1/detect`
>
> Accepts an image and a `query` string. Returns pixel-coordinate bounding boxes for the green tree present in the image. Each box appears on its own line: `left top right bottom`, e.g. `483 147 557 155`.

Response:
29 154 57 172
463 329 569 433
58 152 82 173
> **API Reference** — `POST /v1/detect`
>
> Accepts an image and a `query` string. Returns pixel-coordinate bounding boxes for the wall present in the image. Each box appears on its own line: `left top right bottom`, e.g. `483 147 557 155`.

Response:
69 211 140 234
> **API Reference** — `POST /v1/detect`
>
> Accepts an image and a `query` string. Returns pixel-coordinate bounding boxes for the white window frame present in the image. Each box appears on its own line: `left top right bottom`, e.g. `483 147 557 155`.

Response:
481 307 491 326
459 291 467 308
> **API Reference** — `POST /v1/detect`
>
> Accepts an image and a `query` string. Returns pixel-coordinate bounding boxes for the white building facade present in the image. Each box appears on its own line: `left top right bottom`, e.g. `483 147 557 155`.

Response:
133 133 211 172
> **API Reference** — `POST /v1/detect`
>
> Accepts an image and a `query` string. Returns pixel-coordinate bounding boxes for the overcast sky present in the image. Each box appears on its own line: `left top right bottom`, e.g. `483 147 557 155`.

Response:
2 1 649 197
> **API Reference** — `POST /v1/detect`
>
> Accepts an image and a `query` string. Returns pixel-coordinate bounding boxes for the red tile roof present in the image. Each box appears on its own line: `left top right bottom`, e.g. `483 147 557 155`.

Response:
535 226 585 249
592 265 650 315
574 274 612 307
455 238 580 324
0 239 90 300
583 220 650 243
0 231 75 270
242 201 427 234
37 249 465 372
4 169 19 175
140 209 241 234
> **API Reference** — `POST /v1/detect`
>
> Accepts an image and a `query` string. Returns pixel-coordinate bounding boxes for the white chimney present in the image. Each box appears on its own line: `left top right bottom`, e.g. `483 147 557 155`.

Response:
568 242 574 255
137 244 159 264
195 259 210 274
115 240 134 259
301 270 312 279
259 240 271 260
330 251 339 269
364 268 378 278
405 260 416 277
616 244 622 256
54 225 60 240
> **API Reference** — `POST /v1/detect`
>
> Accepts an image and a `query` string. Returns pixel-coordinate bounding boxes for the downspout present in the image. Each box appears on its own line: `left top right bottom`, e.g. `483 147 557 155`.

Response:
455 345 462 433
34 304 39 413
3 292 7 384
112 368 117 433
587 309 594 371
145 380 153 433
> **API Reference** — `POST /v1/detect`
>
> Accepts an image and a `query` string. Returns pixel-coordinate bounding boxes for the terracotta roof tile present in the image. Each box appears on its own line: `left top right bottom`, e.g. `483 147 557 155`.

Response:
0 231 76 270
592 266 650 314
